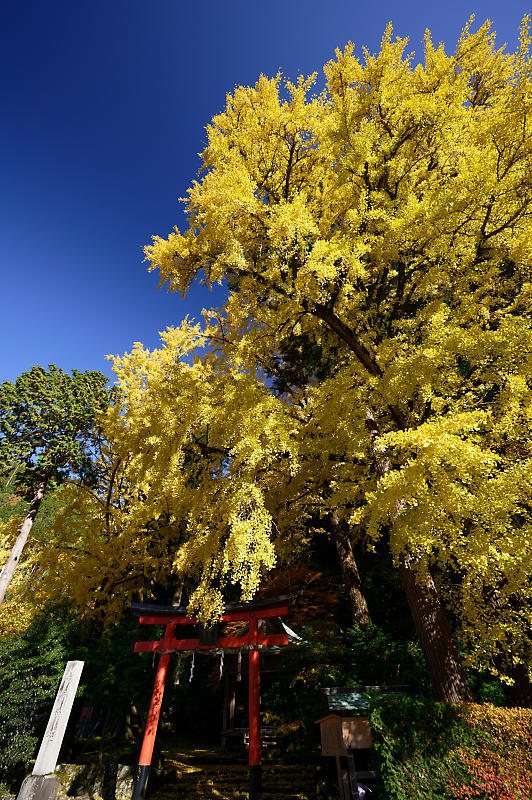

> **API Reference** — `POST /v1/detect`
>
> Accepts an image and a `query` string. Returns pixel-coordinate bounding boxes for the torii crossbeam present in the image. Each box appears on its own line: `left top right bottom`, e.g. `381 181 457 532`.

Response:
130 596 291 800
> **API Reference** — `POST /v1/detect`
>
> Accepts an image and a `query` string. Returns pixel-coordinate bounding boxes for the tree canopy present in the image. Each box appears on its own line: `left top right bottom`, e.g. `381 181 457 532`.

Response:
0 365 111 483
20 18 532 697
0 365 112 613
144 19 532 681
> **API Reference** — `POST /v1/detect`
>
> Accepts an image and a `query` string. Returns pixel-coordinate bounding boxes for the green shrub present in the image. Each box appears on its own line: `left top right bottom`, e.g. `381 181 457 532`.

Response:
0 611 70 786
370 696 532 799
262 623 427 749
0 607 150 789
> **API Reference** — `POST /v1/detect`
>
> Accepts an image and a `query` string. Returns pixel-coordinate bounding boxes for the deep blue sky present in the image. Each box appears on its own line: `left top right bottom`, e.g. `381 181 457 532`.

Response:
1 0 529 383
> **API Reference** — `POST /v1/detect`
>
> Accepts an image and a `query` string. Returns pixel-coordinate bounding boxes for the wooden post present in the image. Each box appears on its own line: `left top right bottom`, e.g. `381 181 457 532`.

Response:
33 661 84 775
248 615 261 800
335 755 345 800
132 619 175 800
229 678 236 728
347 754 357 799
222 672 229 749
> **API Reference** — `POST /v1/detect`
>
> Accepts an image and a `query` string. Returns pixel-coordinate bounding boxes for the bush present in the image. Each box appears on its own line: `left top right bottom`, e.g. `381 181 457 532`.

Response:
262 623 427 749
370 696 532 799
0 611 70 786
0 607 150 790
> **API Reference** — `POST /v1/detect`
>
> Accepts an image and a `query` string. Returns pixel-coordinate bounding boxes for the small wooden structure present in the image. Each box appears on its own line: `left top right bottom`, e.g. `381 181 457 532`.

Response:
316 688 375 800
318 714 373 755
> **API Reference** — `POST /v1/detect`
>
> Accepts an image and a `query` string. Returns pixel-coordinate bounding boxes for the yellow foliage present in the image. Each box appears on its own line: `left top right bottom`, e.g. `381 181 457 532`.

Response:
146 18 532 669
19 20 532 678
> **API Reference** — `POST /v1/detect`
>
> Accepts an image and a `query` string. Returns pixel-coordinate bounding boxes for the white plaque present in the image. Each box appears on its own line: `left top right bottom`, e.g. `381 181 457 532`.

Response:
32 660 84 776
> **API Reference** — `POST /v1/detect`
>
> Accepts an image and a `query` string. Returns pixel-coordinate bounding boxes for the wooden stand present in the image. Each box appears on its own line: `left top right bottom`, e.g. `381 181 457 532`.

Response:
317 713 374 799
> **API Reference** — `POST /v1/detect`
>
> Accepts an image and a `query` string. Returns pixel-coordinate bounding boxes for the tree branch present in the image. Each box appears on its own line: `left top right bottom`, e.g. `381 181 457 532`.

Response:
308 302 407 429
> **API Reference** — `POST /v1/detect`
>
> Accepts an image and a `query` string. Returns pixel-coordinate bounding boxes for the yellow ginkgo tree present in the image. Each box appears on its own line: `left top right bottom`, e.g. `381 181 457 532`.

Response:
139 18 532 703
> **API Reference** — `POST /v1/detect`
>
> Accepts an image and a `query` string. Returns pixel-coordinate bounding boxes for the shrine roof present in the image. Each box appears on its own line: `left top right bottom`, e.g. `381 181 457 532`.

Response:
323 688 370 714
322 686 408 714
130 594 294 617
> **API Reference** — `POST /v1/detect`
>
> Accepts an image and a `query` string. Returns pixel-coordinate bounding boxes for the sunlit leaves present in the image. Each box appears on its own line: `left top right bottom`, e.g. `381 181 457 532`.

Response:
27 20 532 680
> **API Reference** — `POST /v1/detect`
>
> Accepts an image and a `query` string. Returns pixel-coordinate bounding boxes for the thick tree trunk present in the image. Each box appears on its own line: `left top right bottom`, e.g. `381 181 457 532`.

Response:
311 308 474 702
123 702 145 744
0 476 48 604
330 509 371 627
399 553 473 702
363 408 472 702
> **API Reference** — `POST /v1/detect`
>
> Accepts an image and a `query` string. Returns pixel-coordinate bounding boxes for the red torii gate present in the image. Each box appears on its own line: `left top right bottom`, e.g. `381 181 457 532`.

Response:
130 596 290 800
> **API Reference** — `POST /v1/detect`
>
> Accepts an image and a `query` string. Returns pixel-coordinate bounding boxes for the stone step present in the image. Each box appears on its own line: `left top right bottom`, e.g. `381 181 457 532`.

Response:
152 785 316 800
161 766 313 779
157 778 315 788
158 792 315 796
172 776 316 780
153 745 318 800
156 792 313 800
163 780 313 786
153 764 317 800
159 782 315 792
166 764 312 770
165 768 314 776
167 777 315 784
162 754 313 767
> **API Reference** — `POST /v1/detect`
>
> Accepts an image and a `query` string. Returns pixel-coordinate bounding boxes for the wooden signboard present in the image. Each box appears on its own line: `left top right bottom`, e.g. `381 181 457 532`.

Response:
317 713 373 756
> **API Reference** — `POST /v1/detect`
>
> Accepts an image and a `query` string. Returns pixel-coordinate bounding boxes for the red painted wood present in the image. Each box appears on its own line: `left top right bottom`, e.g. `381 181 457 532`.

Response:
138 605 288 627
138 620 175 767
248 616 261 767
139 616 196 626
257 633 289 647
198 636 245 649
134 641 161 653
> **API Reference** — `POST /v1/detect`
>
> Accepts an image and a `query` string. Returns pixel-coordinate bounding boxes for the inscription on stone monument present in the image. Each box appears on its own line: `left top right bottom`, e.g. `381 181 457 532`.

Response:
32 660 84 776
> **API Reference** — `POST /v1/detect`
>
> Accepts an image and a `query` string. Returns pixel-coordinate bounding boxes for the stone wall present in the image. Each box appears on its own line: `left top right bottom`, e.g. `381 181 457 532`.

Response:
54 763 135 800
